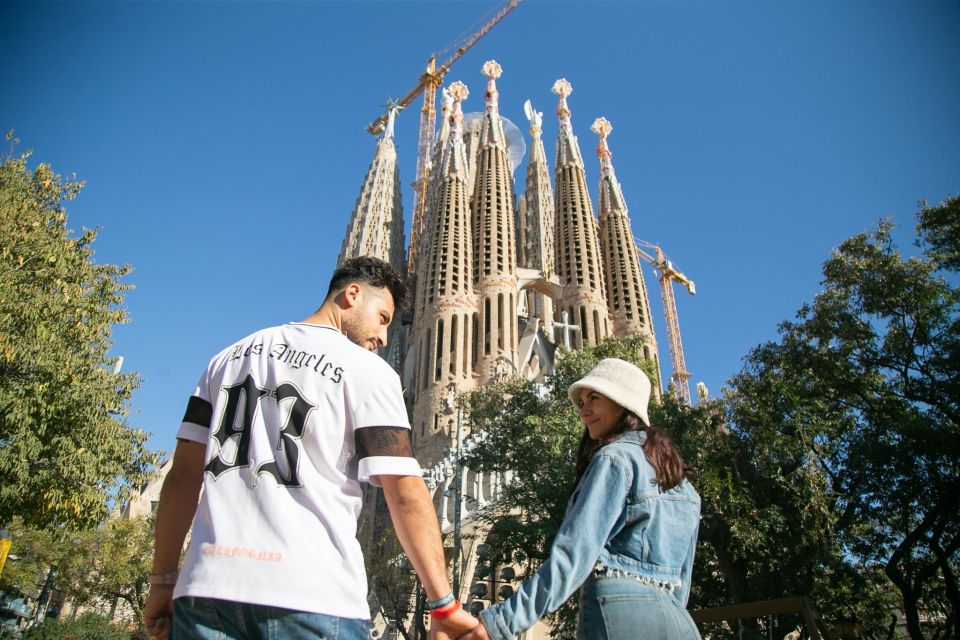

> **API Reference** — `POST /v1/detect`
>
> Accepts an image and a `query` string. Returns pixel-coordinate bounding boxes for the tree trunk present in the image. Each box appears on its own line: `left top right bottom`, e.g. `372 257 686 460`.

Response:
886 562 924 640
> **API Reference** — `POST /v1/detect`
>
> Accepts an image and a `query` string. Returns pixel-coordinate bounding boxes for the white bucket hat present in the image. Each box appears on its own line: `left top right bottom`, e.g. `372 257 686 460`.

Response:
567 358 651 427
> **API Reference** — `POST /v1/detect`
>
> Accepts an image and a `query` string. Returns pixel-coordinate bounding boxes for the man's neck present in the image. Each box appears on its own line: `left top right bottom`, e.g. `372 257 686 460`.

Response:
301 302 342 333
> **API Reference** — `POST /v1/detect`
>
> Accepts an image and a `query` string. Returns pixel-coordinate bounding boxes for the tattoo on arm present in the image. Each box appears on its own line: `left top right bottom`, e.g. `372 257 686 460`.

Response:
355 427 414 459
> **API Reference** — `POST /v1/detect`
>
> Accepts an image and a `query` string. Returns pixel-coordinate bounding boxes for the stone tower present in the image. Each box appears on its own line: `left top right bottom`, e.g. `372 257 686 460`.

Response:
551 79 610 348
409 81 478 463
338 106 407 368
516 98 556 337
471 61 520 383
338 106 405 274
593 117 661 376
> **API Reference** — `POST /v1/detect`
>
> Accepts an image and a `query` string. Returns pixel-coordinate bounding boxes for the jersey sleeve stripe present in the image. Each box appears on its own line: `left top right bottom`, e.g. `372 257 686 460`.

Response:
182 395 213 429
359 456 423 486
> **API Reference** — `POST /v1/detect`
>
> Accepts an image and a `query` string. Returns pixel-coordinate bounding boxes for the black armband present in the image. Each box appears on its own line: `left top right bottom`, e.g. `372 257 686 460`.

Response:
182 395 213 428
355 426 414 459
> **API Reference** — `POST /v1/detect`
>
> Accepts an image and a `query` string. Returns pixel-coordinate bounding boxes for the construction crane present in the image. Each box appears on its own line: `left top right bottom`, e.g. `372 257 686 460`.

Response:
365 0 523 276
635 240 697 406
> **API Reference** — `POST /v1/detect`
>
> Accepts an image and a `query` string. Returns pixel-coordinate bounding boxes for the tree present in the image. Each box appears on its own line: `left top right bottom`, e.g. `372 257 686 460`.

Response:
0 515 154 630
0 134 159 528
656 395 892 640
463 337 890 640
727 196 960 640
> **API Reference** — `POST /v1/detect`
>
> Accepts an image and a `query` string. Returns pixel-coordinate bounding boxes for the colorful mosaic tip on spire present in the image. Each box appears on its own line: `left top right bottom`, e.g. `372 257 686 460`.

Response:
591 117 613 162
482 60 502 110
448 80 469 128
449 80 469 103
482 60 503 80
552 78 573 119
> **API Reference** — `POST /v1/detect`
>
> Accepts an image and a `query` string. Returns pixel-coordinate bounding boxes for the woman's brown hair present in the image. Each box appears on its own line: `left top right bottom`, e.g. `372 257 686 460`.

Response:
573 410 688 491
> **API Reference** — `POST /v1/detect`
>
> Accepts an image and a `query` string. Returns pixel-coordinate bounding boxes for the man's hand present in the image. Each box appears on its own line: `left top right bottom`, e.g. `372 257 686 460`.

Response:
460 618 493 640
430 608 479 640
143 586 173 639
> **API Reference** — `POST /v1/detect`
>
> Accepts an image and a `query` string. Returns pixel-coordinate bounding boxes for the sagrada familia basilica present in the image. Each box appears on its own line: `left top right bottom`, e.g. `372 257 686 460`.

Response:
338 60 663 635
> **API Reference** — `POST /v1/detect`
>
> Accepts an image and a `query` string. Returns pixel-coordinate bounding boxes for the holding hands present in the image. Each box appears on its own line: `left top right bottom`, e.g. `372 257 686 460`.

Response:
458 619 492 640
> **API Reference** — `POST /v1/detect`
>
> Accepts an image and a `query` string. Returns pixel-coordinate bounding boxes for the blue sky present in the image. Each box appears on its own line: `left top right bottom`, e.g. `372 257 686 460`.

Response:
3 0 958 457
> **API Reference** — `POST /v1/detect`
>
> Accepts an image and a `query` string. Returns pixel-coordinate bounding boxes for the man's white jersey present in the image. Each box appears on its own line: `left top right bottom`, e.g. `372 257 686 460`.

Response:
173 323 419 619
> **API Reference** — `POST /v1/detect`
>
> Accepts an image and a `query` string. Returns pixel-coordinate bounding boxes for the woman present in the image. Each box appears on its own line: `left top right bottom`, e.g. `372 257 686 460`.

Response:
462 358 701 640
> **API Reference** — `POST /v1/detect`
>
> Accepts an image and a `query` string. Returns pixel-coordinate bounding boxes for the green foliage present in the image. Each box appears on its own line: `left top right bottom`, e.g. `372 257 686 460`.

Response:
727 196 960 639
23 612 134 640
0 136 159 528
1 516 154 628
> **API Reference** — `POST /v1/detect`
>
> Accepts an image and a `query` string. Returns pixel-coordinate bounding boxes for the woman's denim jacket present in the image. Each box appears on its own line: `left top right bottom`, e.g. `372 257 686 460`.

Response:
480 430 701 640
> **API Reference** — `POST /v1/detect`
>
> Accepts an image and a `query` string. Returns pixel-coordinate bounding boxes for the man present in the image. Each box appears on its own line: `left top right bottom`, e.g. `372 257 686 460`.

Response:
144 257 477 639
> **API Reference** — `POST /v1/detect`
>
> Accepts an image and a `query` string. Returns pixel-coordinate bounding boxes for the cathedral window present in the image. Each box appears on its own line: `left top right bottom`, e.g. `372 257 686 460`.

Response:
580 306 589 347
484 298 492 355
435 320 444 382
450 315 458 376
498 293 505 351
472 312 480 370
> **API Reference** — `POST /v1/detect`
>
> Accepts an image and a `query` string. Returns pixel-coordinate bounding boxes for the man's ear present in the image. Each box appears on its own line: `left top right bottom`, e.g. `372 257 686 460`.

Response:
339 283 363 309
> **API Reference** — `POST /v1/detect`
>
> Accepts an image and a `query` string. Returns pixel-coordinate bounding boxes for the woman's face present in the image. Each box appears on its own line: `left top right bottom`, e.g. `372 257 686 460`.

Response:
576 389 625 440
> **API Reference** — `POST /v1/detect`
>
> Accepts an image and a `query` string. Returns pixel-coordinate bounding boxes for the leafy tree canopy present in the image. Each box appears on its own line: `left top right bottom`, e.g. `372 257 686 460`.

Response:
0 134 159 528
2 515 154 630
727 196 960 640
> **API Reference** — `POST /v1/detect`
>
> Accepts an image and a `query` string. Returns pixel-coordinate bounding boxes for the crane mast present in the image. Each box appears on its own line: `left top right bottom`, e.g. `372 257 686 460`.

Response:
365 0 522 277
636 242 696 406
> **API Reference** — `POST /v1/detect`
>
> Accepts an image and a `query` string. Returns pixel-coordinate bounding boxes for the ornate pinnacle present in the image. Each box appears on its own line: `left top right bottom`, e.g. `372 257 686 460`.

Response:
448 80 469 103
591 117 612 139
448 81 469 129
552 78 572 119
523 99 543 136
385 105 400 141
482 60 501 111
591 117 613 162
551 78 572 98
440 86 454 114
482 60 502 79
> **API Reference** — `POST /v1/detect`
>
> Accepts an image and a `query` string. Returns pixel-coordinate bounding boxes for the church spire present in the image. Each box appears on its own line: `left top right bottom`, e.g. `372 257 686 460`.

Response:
337 105 405 274
551 79 609 348
520 99 554 276
592 117 661 379
472 61 519 383
516 98 556 335
410 80 477 461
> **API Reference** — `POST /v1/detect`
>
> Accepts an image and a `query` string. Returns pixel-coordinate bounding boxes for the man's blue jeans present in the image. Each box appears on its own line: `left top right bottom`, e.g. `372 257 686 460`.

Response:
172 597 370 640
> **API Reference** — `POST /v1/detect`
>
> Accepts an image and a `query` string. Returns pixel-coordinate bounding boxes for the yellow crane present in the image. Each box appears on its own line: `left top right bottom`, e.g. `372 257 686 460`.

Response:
365 0 523 276
635 240 697 406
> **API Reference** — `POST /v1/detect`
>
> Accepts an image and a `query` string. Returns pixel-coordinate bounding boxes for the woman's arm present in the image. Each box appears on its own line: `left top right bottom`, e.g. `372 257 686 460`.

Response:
478 452 631 640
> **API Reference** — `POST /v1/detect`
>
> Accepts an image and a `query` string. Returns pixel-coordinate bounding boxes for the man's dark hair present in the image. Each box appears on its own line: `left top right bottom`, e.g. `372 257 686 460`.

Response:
326 257 408 311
